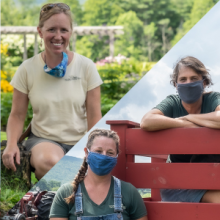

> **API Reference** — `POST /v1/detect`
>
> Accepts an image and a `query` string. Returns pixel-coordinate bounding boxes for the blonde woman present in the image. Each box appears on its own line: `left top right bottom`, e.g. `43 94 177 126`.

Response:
50 129 148 220
2 3 103 180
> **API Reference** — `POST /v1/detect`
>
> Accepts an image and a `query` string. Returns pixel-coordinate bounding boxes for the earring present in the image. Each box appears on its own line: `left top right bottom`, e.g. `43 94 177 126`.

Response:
40 38 43 47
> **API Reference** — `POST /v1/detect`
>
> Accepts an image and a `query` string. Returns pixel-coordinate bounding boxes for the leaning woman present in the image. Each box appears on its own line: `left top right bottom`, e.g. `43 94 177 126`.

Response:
141 56 220 203
50 129 148 220
2 3 103 180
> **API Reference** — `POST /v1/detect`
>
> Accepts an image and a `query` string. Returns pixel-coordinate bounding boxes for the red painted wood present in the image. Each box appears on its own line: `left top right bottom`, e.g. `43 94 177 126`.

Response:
151 157 166 163
107 121 220 220
106 120 140 128
126 128 220 154
145 202 220 220
126 163 220 189
110 124 128 181
126 154 134 163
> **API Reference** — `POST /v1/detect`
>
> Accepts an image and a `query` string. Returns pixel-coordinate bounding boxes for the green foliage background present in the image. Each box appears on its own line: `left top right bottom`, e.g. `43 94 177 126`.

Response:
1 0 219 214
1 0 218 62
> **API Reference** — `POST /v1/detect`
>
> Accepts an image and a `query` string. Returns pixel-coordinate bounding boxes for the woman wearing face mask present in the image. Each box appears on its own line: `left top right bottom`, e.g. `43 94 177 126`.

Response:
2 3 103 180
140 56 220 203
50 129 148 220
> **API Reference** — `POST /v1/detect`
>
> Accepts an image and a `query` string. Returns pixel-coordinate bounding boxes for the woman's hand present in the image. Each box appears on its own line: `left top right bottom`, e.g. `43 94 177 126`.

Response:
182 105 220 129
2 144 20 171
3 88 29 171
86 86 102 130
140 109 201 131
175 117 202 128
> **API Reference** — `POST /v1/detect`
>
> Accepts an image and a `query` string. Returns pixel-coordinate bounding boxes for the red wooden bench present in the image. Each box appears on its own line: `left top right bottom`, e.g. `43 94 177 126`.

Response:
107 120 220 220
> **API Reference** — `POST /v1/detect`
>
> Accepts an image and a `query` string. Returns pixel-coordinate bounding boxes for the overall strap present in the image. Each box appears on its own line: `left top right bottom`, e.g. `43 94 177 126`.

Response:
75 184 83 216
113 176 123 213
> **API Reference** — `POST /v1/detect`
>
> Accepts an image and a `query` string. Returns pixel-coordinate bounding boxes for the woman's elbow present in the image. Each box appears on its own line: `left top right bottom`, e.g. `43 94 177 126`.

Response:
140 117 154 131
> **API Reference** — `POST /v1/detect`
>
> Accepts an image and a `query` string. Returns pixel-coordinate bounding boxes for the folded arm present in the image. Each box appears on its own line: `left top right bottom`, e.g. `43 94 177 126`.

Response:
182 105 220 129
140 109 200 131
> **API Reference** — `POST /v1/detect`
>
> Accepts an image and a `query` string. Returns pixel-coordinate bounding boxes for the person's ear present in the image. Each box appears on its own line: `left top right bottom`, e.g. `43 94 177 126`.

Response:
37 26 43 38
203 79 207 88
84 147 88 157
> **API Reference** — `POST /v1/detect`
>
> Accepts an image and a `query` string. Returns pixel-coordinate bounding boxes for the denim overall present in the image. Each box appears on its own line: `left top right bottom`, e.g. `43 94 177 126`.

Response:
75 176 123 220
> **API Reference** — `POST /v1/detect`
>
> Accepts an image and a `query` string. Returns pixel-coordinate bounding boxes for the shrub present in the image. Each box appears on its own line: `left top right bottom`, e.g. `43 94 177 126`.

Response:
98 57 155 115
1 93 33 131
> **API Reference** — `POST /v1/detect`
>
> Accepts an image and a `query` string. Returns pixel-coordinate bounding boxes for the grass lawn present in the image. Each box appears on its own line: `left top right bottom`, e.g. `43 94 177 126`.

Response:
1 131 7 141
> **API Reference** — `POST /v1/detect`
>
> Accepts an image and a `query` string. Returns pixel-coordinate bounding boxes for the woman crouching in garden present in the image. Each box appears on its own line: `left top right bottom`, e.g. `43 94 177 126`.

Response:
141 56 220 203
2 3 102 180
50 129 148 220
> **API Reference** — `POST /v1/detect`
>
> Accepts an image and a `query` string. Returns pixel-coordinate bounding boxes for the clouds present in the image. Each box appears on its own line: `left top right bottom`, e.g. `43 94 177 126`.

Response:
68 2 220 161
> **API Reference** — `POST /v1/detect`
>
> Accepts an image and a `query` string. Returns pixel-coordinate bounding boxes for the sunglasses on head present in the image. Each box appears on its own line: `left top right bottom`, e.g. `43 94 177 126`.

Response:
40 3 70 13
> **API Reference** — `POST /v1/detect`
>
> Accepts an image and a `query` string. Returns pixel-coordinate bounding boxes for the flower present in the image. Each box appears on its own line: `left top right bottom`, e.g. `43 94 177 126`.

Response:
1 79 13 93
96 54 128 66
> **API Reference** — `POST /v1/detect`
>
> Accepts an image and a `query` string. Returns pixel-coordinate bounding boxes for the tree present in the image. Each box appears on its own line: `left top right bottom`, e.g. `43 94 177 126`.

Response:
143 22 160 61
172 0 215 46
82 0 124 25
76 35 109 62
158 18 173 55
45 0 83 25
115 11 144 59
1 0 22 25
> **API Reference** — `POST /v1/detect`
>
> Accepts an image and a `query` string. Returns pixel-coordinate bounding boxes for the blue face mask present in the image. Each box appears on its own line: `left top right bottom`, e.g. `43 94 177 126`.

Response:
87 151 118 176
177 80 204 104
44 52 68 78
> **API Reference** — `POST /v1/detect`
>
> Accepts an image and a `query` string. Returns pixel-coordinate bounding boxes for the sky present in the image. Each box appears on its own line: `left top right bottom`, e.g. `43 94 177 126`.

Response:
65 1 220 163
27 1 220 187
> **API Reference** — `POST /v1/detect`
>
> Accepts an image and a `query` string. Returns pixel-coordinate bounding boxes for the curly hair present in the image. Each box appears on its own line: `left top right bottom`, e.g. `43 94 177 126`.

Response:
170 56 213 87
65 129 120 204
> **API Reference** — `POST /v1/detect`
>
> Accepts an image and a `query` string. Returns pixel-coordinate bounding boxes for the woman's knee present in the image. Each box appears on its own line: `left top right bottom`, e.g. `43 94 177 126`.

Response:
30 142 64 169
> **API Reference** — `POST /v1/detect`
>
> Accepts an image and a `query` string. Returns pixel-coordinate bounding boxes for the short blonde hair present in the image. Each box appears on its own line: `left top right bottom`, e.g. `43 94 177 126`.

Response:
38 4 73 30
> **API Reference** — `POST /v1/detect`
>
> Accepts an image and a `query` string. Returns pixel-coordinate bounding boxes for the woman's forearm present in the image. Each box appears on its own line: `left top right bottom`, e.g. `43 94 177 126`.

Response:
183 111 220 129
141 111 200 131
6 88 29 147
6 113 26 147
86 86 102 131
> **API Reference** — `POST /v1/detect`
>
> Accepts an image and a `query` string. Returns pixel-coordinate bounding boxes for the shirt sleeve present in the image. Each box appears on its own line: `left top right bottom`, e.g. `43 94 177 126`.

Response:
154 95 176 117
10 63 28 94
128 183 148 219
86 60 103 91
210 92 220 111
49 183 73 218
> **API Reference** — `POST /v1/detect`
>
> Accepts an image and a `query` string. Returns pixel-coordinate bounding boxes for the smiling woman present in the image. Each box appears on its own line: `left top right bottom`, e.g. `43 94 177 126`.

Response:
2 3 103 180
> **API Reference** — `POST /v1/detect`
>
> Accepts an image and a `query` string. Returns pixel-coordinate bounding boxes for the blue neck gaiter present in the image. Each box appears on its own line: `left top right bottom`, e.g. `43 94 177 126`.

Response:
87 151 118 176
177 80 204 104
44 52 68 78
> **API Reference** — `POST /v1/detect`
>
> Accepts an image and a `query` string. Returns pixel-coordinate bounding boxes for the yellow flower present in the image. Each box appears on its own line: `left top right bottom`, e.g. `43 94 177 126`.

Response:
1 80 13 93
1 43 8 56
1 70 7 79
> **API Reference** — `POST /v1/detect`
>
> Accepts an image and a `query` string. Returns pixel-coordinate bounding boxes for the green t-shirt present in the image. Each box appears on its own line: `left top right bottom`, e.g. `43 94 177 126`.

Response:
50 177 147 220
155 92 220 118
154 92 220 162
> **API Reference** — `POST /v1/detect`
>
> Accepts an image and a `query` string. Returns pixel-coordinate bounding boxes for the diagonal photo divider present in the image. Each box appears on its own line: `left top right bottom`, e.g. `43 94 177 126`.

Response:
2 1 220 220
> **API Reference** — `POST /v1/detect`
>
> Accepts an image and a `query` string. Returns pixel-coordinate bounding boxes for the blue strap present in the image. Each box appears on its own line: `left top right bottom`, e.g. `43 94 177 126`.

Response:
113 176 123 213
75 183 83 216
